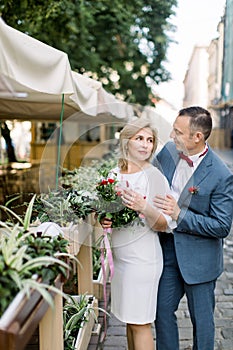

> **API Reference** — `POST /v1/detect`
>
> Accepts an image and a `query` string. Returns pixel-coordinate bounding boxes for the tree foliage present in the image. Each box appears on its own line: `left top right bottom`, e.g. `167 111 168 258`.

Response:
0 0 177 105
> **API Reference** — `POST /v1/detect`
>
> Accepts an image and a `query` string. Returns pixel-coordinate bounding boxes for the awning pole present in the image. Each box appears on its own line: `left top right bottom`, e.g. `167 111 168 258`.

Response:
55 94 64 190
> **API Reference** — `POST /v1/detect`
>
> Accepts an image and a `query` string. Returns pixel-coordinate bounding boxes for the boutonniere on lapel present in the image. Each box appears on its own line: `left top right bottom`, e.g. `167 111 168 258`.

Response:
188 186 199 195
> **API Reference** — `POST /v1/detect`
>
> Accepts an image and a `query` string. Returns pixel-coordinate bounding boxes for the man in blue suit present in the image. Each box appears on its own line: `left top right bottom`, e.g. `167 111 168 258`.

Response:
153 106 233 350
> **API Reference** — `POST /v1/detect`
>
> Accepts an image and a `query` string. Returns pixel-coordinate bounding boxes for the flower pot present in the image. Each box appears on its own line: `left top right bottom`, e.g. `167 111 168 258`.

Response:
0 276 62 350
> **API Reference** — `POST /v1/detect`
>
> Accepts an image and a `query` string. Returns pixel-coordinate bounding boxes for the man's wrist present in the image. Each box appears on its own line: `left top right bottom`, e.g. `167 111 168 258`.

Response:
174 208 181 221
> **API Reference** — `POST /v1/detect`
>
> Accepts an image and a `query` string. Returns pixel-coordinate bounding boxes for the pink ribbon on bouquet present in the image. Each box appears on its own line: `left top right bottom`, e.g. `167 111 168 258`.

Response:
100 227 114 341
101 227 114 280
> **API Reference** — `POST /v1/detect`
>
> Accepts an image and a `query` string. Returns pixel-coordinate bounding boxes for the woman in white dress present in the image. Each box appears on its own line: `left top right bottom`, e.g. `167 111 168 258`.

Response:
102 117 174 350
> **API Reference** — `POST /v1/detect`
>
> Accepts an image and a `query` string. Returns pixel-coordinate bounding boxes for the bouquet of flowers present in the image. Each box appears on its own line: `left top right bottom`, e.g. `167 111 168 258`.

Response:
92 174 145 302
93 175 143 229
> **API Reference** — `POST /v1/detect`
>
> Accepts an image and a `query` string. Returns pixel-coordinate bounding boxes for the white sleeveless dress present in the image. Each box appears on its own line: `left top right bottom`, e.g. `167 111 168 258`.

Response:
110 165 170 324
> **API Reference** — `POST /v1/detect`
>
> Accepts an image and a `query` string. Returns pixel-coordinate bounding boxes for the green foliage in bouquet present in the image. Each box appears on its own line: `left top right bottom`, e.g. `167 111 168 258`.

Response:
93 176 143 229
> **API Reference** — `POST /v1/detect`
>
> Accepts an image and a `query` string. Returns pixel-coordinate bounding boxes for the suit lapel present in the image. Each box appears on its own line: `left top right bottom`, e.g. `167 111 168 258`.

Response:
167 152 180 186
178 151 213 205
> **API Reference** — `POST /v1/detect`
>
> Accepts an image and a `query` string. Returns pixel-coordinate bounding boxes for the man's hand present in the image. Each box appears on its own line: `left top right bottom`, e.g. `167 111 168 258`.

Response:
154 194 181 221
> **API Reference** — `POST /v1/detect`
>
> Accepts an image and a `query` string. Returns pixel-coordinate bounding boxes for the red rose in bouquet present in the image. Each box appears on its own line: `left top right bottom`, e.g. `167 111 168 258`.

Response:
93 176 143 229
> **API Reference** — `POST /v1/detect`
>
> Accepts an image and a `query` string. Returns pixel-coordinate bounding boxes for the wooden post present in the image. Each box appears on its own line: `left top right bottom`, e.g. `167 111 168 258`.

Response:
77 234 93 295
39 289 63 350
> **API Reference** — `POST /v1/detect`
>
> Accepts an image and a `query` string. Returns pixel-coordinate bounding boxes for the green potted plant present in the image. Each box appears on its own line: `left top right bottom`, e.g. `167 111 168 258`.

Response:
0 195 76 349
32 154 118 231
32 182 97 257
63 294 98 350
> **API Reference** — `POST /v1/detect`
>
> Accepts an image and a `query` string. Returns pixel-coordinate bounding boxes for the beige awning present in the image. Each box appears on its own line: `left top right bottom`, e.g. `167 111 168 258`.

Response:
0 18 133 122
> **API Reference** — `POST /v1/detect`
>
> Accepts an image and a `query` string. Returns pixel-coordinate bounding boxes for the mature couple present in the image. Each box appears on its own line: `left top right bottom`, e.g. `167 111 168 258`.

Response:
102 106 233 350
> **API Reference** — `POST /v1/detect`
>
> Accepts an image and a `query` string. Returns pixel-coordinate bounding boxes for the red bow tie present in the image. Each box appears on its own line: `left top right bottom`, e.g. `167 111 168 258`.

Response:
179 152 193 167
179 147 208 167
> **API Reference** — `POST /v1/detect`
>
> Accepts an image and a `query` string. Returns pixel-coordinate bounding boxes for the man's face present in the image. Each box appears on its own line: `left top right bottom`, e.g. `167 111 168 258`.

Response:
170 116 196 154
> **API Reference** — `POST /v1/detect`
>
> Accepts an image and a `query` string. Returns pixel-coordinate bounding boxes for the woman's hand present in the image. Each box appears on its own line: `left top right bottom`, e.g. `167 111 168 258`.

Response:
100 217 112 229
154 194 181 221
121 188 146 213
122 188 168 231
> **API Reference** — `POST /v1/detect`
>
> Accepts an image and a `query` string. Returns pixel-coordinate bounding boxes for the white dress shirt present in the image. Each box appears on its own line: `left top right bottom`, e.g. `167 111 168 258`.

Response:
171 145 208 201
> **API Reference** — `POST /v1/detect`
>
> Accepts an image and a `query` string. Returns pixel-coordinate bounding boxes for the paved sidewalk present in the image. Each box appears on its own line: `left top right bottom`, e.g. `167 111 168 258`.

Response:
96 149 233 350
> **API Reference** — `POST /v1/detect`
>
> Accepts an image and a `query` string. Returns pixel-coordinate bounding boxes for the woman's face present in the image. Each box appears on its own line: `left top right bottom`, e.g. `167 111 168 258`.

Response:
127 127 154 162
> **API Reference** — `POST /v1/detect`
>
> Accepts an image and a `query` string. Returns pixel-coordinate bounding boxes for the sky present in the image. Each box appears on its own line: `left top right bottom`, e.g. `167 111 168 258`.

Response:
154 0 226 109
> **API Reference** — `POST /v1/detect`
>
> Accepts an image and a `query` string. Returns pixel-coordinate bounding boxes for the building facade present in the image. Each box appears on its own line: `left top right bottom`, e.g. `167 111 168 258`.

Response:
220 0 233 148
183 0 233 149
183 46 209 108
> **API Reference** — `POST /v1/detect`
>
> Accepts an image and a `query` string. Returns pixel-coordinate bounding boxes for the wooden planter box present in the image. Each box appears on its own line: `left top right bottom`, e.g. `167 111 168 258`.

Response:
65 295 97 350
0 277 62 350
62 214 95 256
62 224 80 255
74 312 95 350
93 258 110 300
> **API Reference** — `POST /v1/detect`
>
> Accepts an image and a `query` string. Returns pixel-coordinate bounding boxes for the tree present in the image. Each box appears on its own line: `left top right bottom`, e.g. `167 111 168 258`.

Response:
0 0 177 105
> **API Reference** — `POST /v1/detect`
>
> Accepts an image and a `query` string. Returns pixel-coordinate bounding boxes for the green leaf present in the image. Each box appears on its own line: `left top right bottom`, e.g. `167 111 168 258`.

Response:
20 256 70 275
23 194 37 230
0 205 24 226
105 213 113 219
65 308 87 330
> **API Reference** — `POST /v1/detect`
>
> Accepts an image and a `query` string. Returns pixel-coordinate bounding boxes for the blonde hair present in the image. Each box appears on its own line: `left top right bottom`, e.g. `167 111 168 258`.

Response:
118 117 158 171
